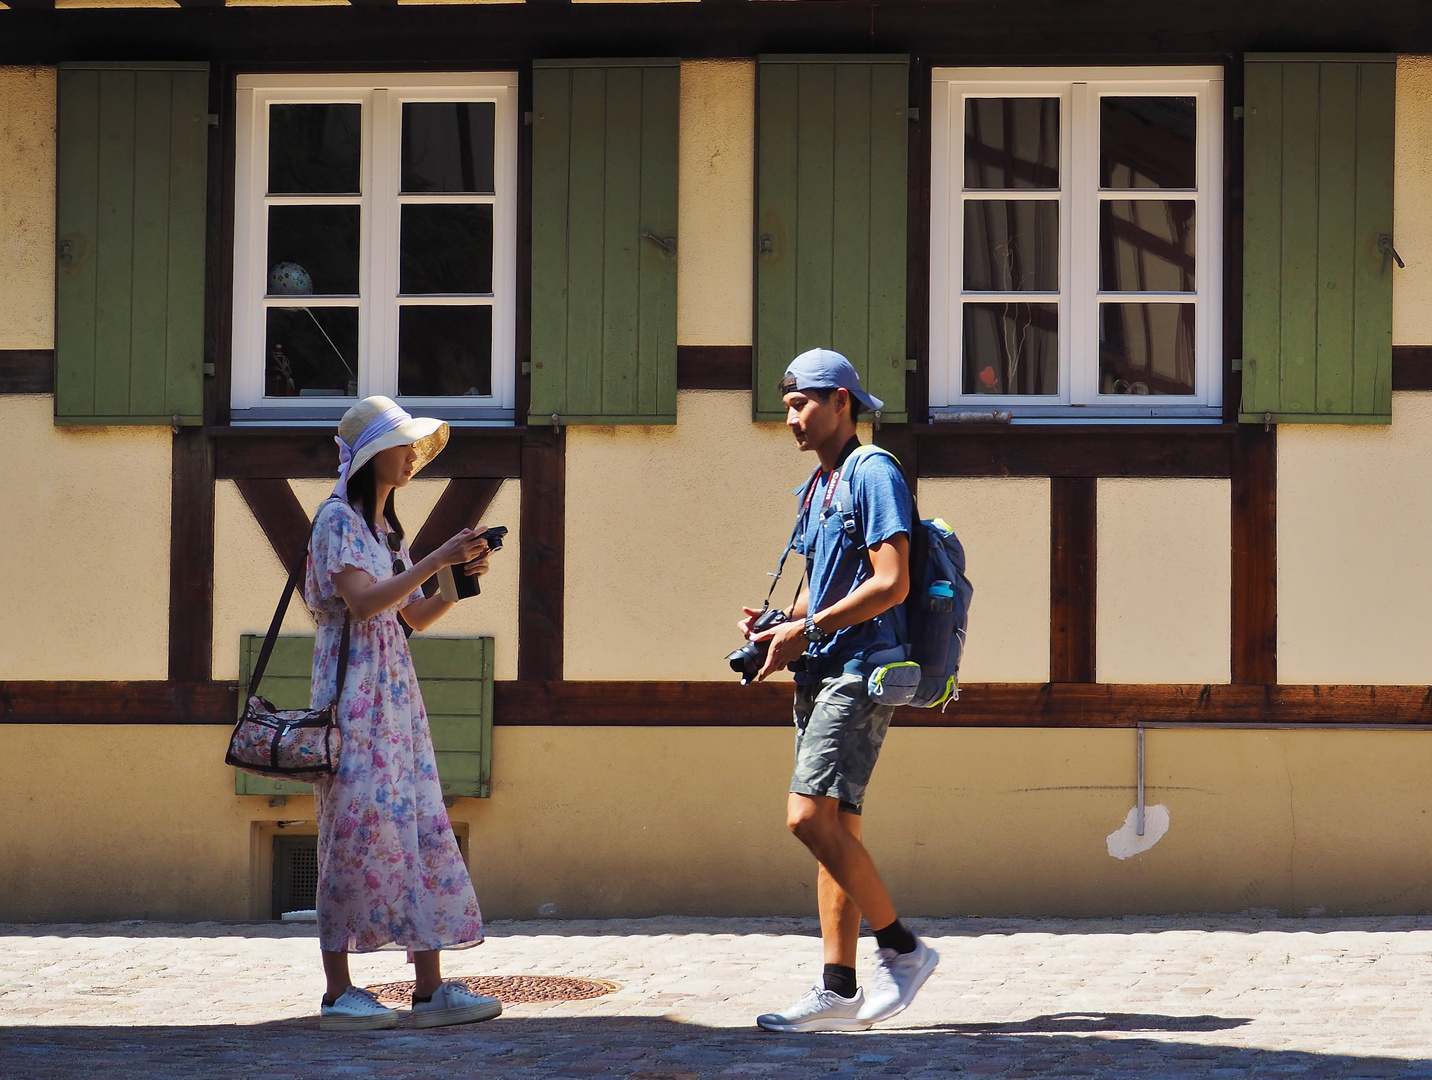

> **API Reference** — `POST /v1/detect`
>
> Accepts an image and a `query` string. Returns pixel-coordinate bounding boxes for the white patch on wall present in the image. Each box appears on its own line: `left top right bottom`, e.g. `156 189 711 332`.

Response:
1106 804 1170 860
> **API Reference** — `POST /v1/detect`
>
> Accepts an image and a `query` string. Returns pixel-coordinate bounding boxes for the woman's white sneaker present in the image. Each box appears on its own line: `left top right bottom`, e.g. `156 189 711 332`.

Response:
857 938 939 1024
411 981 503 1028
756 985 871 1033
319 986 399 1031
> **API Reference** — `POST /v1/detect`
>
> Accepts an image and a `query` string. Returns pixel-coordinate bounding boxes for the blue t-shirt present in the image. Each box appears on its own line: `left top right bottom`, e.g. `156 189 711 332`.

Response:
792 443 914 675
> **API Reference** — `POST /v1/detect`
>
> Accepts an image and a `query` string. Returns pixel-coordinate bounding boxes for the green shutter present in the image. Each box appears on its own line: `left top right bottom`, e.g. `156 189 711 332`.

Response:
754 56 909 422
236 636 494 799
1241 54 1395 424
55 62 209 427
530 59 679 426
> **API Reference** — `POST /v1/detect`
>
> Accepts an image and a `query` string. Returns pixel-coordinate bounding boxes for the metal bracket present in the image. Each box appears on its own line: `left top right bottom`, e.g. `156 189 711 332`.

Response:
642 230 677 256
1380 234 1406 270
759 234 775 255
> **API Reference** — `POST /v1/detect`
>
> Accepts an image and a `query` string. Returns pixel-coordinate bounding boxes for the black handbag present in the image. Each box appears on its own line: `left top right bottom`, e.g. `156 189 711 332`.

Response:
225 531 351 782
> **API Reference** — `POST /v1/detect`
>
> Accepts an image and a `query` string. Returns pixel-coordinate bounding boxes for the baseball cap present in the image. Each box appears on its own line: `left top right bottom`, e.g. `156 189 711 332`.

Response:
780 348 884 413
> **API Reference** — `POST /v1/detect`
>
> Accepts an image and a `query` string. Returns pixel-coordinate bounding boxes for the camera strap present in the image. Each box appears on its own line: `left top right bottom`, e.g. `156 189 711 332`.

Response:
761 466 822 612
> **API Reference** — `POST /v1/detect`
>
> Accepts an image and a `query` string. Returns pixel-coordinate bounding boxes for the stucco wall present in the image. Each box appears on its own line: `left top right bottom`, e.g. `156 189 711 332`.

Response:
1 396 171 678
214 478 521 682
1097 479 1231 684
917 478 1050 683
0 67 55 349
1279 392 1432 683
8 723 1432 920
1395 56 1432 346
678 60 754 346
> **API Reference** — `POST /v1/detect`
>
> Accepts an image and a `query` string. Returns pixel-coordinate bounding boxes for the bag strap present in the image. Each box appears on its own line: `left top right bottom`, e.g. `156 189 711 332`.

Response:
247 506 352 707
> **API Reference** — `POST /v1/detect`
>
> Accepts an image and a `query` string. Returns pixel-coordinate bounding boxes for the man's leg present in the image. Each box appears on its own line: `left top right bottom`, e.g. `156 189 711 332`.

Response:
790 793 896 946
817 809 865 969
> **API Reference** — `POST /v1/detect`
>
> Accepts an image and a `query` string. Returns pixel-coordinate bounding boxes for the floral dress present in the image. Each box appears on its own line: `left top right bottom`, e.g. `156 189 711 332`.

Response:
305 497 483 954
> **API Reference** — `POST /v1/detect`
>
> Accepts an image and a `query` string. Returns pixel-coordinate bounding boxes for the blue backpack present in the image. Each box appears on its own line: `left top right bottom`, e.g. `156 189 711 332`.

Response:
825 445 974 709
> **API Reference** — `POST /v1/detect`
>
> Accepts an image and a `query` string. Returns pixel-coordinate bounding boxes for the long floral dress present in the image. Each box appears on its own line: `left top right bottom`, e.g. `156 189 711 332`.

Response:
305 497 483 954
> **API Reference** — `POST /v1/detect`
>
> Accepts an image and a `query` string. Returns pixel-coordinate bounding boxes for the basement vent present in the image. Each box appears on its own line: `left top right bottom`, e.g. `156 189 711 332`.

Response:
272 835 319 920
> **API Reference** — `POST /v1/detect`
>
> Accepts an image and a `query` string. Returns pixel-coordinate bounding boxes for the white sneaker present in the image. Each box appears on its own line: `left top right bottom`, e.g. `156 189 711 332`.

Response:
319 986 399 1031
411 981 503 1029
757 985 871 1033
857 938 939 1024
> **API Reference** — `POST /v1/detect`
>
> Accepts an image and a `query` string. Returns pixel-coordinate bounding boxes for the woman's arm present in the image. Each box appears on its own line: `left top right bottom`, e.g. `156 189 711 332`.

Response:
398 550 496 631
331 530 490 621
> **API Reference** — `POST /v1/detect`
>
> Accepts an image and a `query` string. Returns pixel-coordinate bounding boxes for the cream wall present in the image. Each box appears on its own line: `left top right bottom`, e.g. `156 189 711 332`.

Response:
917 478 1050 683
10 723 1432 920
214 478 521 681
1279 392 1432 683
677 60 755 346
1096 479 1231 684
1394 56 1432 345
2 396 171 678
0 67 55 350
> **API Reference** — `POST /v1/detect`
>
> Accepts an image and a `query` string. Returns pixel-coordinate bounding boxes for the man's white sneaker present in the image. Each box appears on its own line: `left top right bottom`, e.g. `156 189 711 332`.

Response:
319 986 399 1031
756 985 871 1033
411 981 503 1028
857 938 939 1025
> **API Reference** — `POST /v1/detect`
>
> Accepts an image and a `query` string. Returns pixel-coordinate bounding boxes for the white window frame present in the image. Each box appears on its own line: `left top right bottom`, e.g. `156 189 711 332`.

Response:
231 72 519 424
929 66 1224 423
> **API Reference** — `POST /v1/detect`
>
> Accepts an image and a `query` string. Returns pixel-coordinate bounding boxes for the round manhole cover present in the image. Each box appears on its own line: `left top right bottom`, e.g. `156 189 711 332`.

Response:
366 975 620 1005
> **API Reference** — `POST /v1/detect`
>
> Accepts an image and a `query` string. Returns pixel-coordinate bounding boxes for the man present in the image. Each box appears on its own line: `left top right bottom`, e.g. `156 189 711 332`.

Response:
741 348 939 1033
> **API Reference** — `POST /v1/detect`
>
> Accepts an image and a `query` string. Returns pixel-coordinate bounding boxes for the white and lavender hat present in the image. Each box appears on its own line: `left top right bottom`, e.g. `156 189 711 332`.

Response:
332 395 448 500
780 348 884 412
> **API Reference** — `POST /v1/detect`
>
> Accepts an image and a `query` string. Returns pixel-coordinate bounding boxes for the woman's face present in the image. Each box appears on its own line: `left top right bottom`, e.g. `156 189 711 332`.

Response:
371 443 419 489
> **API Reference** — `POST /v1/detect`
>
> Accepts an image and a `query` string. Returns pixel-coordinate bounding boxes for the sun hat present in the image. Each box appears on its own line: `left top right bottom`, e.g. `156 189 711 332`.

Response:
332 396 448 501
780 348 884 413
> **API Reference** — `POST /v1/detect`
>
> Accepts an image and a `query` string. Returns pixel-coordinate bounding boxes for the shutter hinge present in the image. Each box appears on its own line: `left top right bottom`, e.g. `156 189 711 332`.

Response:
642 230 677 256
1380 234 1406 270
203 361 216 377
523 111 534 126
206 113 219 128
1264 411 1274 433
904 358 918 373
1233 106 1245 120
907 107 920 122
1230 357 1243 372
551 413 562 430
521 361 532 375
171 413 182 435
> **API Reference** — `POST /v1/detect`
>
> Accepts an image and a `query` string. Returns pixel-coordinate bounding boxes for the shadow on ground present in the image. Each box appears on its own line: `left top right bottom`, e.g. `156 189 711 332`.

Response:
1 1014 1428 1080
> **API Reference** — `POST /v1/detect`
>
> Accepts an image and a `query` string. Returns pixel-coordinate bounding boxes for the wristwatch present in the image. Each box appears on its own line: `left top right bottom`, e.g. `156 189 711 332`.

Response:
803 615 831 643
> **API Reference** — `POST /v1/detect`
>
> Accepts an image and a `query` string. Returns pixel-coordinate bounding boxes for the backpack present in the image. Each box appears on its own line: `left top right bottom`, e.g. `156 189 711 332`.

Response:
825 444 974 709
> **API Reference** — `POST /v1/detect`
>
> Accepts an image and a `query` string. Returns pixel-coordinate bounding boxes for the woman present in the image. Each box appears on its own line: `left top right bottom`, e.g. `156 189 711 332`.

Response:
306 395 500 1031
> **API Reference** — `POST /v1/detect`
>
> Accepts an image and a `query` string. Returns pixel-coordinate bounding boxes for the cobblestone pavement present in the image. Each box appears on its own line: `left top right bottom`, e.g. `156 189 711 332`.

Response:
4 915 1432 1078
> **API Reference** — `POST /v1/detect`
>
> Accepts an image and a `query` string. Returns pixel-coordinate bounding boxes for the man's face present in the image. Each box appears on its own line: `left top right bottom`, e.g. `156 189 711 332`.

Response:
783 387 845 452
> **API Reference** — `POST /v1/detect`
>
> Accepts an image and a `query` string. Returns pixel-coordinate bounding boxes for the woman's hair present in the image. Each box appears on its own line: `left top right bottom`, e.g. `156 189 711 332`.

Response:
345 458 405 544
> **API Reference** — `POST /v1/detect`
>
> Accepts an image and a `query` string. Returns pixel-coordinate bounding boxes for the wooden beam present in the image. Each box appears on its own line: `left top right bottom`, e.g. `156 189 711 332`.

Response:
916 425 1235 479
213 428 524 480
0 681 238 725
169 429 215 682
234 477 311 572
0 349 54 394
676 345 752 391
1393 345 1432 390
410 478 506 564
1231 424 1277 683
1050 476 1096 683
518 427 565 680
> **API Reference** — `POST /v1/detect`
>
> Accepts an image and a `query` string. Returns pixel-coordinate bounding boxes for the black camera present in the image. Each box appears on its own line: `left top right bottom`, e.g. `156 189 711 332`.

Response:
726 607 790 685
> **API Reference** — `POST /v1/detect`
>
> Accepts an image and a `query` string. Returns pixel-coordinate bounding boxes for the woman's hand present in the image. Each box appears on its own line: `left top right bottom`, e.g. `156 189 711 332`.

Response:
433 528 490 569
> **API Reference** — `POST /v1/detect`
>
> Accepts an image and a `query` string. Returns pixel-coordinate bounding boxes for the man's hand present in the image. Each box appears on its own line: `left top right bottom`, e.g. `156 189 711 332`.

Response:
736 606 765 638
753 618 807 681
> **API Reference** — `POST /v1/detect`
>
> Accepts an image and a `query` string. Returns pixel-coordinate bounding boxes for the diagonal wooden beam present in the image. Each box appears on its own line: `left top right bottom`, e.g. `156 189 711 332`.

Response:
234 477 312 573
410 478 505 565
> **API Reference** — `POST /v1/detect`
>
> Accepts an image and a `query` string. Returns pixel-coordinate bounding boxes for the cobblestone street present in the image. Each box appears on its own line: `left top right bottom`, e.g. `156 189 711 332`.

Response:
3 915 1432 1079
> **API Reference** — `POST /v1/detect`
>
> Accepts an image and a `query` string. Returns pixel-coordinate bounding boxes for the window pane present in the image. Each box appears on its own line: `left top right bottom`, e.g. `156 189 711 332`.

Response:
402 102 496 194
1100 97 1196 190
267 205 361 297
963 302 1058 395
1098 302 1195 395
1099 200 1195 292
268 104 361 195
399 305 493 397
264 307 359 398
400 204 494 295
964 98 1060 190
963 200 1059 292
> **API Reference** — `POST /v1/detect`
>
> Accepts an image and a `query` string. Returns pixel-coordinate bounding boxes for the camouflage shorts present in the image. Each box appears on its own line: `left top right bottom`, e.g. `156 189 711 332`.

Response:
790 672 894 815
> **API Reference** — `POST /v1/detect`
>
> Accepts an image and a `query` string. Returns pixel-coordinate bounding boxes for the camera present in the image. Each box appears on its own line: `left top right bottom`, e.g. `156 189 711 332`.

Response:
726 607 794 685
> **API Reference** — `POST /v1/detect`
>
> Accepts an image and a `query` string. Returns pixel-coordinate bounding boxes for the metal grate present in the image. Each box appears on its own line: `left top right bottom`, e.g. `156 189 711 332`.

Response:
366 975 619 1005
272 835 319 920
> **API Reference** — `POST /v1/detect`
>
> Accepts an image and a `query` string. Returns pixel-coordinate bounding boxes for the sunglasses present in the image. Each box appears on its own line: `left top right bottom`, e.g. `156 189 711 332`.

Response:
386 532 406 574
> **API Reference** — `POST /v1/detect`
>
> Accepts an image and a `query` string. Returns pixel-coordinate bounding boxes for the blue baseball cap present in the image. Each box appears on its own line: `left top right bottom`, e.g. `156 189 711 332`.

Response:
780 348 884 412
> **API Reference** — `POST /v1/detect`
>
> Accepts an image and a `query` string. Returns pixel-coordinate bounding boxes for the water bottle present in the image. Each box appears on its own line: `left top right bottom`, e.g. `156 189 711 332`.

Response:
912 580 956 674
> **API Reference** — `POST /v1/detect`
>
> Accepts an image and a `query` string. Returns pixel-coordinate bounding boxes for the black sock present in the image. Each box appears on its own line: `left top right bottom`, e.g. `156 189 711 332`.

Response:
823 963 858 999
412 992 433 1004
872 918 917 955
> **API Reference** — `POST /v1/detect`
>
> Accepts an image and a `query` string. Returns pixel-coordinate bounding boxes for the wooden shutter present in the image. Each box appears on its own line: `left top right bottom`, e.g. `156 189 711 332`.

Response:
530 60 679 426
1241 54 1395 424
236 636 494 799
55 62 209 427
754 56 909 422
